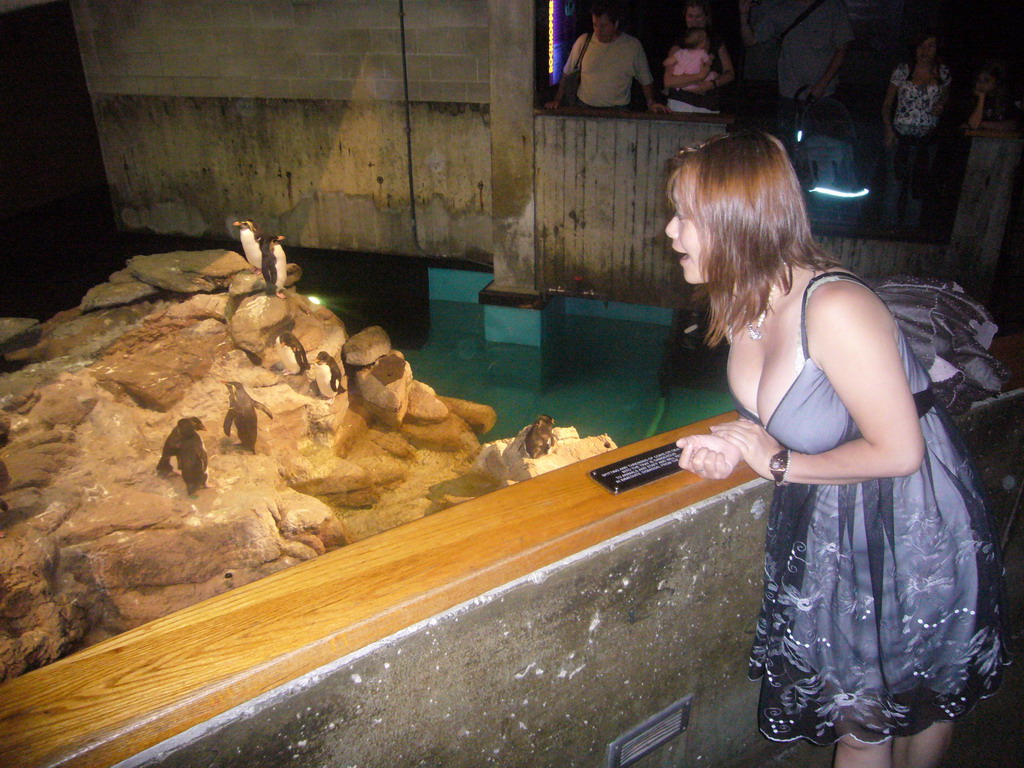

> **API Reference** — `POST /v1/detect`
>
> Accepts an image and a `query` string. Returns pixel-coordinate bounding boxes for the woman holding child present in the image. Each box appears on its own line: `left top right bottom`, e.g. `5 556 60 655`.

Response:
663 1 735 113
666 131 1006 767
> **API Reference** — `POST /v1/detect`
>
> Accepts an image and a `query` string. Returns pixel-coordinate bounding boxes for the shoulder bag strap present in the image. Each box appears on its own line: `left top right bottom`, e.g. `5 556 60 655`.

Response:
573 33 592 73
778 0 829 42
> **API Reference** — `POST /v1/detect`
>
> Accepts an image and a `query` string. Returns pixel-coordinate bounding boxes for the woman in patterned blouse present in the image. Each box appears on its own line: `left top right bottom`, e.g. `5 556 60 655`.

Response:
880 31 950 229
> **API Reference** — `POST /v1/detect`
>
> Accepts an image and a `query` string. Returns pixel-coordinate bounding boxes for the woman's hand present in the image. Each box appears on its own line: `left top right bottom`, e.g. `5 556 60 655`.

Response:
709 419 783 480
676 432 743 480
677 440 732 480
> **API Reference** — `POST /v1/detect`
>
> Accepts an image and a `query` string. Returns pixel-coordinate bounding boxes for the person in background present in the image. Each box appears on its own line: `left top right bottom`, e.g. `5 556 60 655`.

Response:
666 131 1006 768
545 0 667 112
966 58 1020 131
880 31 950 229
738 0 854 140
663 28 717 93
663 1 736 114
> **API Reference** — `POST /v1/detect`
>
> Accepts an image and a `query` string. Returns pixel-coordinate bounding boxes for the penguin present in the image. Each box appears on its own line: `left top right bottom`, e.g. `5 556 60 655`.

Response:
313 350 344 399
523 414 556 459
232 219 264 272
258 233 287 298
156 417 208 496
157 416 206 474
276 331 310 375
223 381 274 453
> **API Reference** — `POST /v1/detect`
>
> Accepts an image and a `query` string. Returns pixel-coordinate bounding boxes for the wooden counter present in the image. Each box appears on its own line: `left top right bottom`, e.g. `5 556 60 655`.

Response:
0 413 754 767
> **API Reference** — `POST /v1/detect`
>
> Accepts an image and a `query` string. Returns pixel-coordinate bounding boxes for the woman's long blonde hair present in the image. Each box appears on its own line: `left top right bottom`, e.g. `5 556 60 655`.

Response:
668 131 838 346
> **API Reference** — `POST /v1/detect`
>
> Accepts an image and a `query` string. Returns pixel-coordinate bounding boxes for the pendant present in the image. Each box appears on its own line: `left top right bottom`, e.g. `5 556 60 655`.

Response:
746 323 763 341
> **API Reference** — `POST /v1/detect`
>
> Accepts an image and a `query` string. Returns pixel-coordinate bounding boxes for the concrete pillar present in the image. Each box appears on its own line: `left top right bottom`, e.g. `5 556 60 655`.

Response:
488 0 537 294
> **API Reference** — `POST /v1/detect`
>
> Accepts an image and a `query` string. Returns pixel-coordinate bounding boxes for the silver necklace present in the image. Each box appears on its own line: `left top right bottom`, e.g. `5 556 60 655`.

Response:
746 285 779 341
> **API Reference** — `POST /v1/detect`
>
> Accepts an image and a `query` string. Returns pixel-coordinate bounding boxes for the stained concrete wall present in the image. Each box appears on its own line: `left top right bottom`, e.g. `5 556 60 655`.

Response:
120 390 1024 768
68 0 497 259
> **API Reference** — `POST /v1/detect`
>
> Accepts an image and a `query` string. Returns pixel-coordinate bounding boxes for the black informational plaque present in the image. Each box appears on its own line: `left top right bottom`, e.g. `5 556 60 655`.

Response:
589 442 684 494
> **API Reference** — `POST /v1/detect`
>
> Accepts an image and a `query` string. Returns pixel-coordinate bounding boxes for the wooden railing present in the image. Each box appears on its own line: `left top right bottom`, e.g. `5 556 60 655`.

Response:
0 413 754 768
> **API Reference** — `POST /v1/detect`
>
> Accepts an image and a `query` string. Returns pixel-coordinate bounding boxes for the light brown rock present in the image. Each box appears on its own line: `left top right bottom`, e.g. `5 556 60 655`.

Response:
0 535 89 682
127 250 249 293
440 396 497 435
406 381 450 424
27 374 99 428
342 325 391 367
400 413 480 453
474 426 617 484
80 280 161 313
0 248 489 682
91 319 232 412
165 293 230 322
0 318 42 355
1 443 76 490
354 353 412 427
227 294 291 355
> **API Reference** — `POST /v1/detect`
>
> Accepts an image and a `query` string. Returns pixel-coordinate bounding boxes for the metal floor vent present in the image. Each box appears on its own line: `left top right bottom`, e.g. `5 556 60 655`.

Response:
606 695 693 768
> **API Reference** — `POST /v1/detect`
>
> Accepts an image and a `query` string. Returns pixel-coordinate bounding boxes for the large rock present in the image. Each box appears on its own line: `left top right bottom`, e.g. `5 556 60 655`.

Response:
26 373 99 428
342 325 391 367
0 534 89 681
273 489 350 551
80 280 161 313
7 303 157 367
1 442 77 491
473 426 617 484
127 250 249 293
0 247 503 683
91 316 233 412
165 293 231 322
228 294 291 355
439 395 496 435
406 381 449 424
0 318 41 356
400 412 480 453
354 353 412 427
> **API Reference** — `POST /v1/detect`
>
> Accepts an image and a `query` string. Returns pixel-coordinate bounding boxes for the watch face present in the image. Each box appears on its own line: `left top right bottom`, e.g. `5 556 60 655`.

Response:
770 454 785 471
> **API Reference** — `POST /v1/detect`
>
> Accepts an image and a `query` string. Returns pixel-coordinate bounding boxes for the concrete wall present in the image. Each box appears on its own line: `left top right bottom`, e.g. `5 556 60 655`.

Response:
120 390 1024 768
69 0 495 259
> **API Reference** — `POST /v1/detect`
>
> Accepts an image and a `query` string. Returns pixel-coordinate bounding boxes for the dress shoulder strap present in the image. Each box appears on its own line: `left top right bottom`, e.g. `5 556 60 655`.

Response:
799 271 871 360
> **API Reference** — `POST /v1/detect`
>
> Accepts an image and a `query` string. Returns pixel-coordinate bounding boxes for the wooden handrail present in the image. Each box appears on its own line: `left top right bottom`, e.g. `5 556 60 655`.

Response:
0 412 755 768
534 106 735 125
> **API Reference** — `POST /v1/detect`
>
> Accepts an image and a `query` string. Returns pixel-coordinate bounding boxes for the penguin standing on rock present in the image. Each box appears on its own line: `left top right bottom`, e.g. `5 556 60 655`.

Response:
258 233 287 298
232 219 264 272
276 331 310 375
224 381 274 454
157 416 205 474
523 414 556 459
156 417 209 496
313 351 344 399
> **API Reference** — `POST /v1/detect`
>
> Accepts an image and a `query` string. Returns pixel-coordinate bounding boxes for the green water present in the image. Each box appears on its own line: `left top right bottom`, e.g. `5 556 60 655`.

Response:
401 300 734 447
299 256 733 448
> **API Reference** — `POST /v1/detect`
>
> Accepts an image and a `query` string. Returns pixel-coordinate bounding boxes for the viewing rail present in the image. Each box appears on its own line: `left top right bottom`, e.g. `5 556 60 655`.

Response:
0 413 755 767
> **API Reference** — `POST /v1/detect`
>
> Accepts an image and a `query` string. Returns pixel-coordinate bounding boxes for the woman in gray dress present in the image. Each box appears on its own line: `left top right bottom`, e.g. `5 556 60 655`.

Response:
665 130 1006 768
